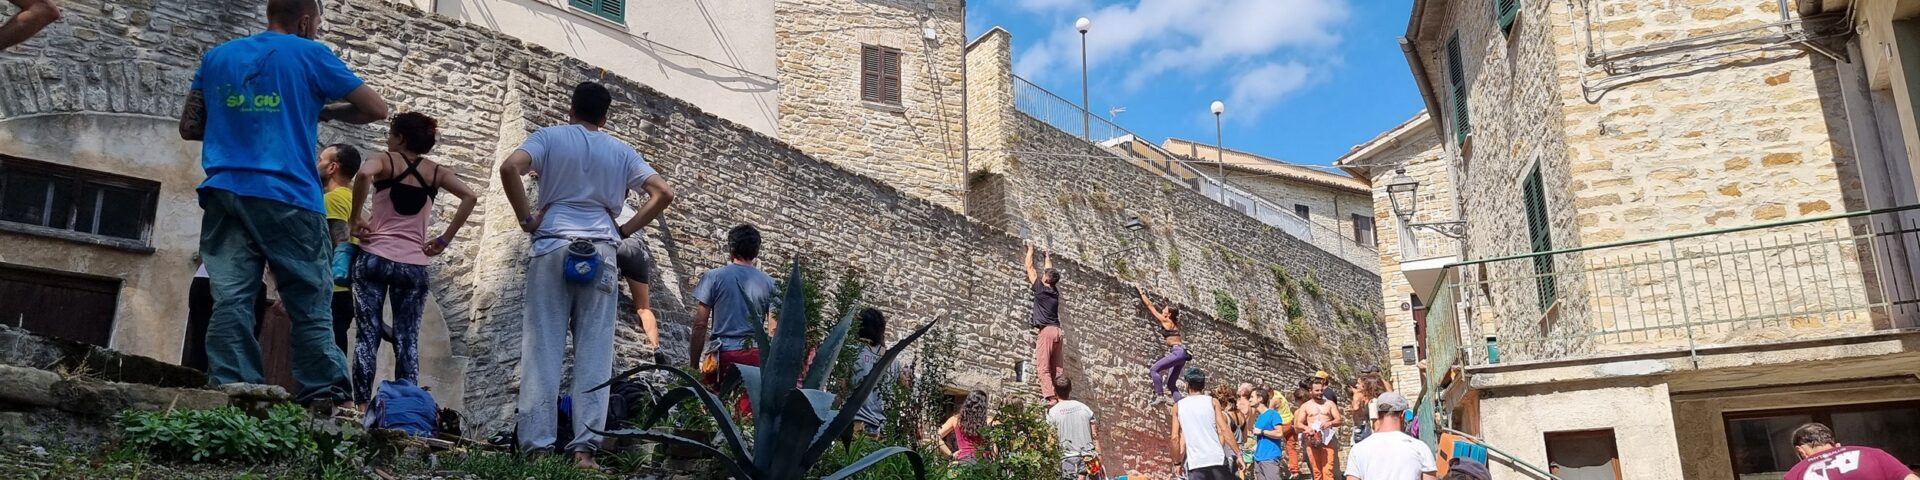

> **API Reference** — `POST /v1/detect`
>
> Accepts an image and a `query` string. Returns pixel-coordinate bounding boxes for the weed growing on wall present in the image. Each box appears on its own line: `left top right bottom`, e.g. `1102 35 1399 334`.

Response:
1167 243 1183 273
1213 290 1240 325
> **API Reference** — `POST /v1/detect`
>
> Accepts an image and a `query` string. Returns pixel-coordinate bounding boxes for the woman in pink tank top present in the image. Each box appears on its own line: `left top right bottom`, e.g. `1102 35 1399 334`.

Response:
344 112 477 411
936 390 993 463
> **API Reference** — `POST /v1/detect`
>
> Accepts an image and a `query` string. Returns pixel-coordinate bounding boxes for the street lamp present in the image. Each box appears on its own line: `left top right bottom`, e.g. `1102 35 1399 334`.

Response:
1211 100 1225 202
1077 17 1092 141
1123 214 1146 232
1385 168 1467 239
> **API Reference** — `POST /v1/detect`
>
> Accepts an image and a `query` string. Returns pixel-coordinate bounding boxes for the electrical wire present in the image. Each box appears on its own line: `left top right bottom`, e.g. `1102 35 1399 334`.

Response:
965 147 1412 177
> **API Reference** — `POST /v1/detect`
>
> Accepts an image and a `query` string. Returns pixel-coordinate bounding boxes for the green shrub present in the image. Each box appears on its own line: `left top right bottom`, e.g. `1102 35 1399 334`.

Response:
115 404 315 464
1286 318 1312 343
1270 265 1293 291
1300 274 1323 298
976 401 1060 480
1213 290 1240 324
1166 243 1183 273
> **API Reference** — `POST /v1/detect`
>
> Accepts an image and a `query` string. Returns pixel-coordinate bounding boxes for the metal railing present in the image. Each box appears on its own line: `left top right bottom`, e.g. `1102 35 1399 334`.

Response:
1427 205 1920 368
1009 75 1379 271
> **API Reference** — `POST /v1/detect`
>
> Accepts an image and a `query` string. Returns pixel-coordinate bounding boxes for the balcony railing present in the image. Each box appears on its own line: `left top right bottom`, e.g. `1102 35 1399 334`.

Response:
1424 205 1920 369
1008 74 1379 272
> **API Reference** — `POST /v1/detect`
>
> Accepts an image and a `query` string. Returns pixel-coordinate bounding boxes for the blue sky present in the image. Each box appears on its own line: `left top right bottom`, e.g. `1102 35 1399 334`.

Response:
967 0 1425 167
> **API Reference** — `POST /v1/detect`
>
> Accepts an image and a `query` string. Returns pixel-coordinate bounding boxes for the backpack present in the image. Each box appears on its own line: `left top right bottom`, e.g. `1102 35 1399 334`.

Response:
368 379 438 437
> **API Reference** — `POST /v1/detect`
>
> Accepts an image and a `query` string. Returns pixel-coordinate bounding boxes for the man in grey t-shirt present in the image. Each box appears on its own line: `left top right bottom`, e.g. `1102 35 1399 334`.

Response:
690 224 776 410
1048 375 1101 480
499 82 675 469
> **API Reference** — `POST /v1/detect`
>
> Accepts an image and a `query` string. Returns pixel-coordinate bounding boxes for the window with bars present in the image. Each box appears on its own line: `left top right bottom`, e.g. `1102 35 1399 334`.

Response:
1522 164 1556 309
1294 204 1310 219
567 0 625 23
1446 33 1471 145
861 45 903 106
0 156 158 245
1496 0 1520 33
1352 213 1376 247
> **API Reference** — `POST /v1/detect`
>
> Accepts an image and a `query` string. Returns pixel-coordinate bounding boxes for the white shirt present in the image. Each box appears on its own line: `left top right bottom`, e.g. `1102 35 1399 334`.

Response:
518 124 658 255
1047 399 1097 457
1344 431 1437 480
1176 395 1227 470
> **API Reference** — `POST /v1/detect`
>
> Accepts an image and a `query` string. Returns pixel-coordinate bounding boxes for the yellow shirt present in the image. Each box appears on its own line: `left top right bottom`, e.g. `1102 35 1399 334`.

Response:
324 187 353 292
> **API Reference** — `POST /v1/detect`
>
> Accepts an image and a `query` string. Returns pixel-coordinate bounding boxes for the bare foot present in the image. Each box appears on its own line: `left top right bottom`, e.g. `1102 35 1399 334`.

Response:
573 451 602 471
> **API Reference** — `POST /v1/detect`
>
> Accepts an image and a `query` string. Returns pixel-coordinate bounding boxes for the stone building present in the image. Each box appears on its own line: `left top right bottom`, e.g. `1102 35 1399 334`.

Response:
1160 137 1380 268
1331 112 1452 397
1402 0 1920 476
0 0 1381 475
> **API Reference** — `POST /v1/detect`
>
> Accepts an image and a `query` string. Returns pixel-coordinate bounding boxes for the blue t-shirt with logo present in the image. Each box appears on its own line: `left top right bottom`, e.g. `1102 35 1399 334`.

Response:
191 32 364 213
1253 409 1284 461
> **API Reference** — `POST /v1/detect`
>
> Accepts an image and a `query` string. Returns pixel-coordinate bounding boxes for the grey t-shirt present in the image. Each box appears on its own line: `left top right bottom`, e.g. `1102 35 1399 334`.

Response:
518 124 658 255
1048 399 1097 457
851 344 895 427
691 263 775 340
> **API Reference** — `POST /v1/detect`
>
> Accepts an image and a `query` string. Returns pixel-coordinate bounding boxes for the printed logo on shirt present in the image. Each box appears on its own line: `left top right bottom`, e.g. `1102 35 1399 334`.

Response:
215 84 284 114
1804 450 1862 480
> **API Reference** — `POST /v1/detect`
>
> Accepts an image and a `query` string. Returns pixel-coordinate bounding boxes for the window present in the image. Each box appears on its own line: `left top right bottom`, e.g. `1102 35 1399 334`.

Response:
1725 401 1920 479
1545 429 1621 480
861 45 903 105
1352 213 1376 246
1522 164 1555 309
1495 0 1520 33
0 156 158 246
567 0 624 23
0 264 119 348
1294 204 1310 219
1445 33 1471 145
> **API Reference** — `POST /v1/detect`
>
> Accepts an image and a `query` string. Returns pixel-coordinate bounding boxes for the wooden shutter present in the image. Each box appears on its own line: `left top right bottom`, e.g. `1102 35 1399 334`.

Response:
1522 165 1556 308
599 0 625 23
881 47 902 105
1496 0 1520 33
1446 33 1471 145
861 45 882 103
569 0 595 13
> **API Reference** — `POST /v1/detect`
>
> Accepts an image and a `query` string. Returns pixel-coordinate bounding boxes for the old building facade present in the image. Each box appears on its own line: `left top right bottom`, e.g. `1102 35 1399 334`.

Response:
1160 137 1380 268
1404 0 1920 476
1334 112 1451 397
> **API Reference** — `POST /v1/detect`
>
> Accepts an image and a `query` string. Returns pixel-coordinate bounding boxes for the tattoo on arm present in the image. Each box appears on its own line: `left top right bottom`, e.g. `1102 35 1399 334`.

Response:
328 219 349 246
180 89 207 141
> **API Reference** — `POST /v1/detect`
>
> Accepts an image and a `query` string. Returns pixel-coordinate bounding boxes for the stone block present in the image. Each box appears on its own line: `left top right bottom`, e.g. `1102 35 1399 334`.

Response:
1753 204 1787 220
1797 200 1832 214
1762 153 1802 166
0 365 60 408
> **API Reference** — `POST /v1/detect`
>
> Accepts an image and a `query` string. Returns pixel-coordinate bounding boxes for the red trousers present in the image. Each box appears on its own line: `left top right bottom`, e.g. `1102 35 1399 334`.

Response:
1035 325 1065 401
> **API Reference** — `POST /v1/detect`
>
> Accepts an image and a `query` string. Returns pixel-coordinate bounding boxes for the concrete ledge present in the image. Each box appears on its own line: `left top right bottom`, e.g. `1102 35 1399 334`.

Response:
0 325 205 388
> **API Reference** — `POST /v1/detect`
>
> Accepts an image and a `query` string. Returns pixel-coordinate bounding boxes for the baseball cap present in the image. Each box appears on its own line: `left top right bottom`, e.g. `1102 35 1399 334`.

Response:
1182 367 1208 385
1374 391 1411 413
1314 370 1330 379
1448 458 1492 480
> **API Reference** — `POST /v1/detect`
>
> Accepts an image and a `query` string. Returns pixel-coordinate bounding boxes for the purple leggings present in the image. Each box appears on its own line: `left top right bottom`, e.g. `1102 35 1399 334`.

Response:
1149 343 1192 398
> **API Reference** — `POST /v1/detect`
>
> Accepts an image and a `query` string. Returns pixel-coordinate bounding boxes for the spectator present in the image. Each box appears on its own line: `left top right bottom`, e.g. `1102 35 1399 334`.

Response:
850 308 904 438
1251 388 1293 480
687 224 776 413
499 81 675 468
1294 375 1345 480
1441 458 1491 480
938 390 992 464
180 0 388 413
318 144 361 359
1171 367 1240 480
346 112 477 412
1782 423 1919 480
1342 392 1436 480
1048 375 1100 480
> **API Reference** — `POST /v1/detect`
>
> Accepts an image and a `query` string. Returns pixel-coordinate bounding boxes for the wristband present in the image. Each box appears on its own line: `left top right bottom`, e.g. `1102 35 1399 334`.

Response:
434 236 450 247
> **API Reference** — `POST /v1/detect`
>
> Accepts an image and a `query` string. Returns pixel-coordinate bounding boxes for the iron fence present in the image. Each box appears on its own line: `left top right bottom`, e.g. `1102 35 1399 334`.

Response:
1008 75 1380 271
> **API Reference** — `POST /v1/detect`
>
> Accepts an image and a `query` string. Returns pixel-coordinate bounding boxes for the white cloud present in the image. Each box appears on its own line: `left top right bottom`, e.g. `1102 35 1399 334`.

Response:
1011 0 1349 120
1226 62 1313 121
1014 0 1093 12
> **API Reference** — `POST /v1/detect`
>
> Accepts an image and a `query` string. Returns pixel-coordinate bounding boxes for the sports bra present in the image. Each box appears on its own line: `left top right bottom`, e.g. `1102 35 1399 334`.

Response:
374 152 440 215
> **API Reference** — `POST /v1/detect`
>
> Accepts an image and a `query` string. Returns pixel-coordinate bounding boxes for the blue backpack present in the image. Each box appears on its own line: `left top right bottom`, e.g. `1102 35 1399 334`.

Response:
369 379 438 437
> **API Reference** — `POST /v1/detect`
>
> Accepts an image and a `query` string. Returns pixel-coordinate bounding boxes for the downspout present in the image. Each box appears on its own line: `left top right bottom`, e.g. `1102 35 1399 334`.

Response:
959 0 970 214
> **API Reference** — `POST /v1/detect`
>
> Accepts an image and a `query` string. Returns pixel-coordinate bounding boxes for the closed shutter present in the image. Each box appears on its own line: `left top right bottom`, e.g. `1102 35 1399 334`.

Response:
1446 33 1471 145
1496 0 1520 33
861 46 882 103
881 48 902 105
0 265 118 348
599 0 625 23
1522 165 1556 309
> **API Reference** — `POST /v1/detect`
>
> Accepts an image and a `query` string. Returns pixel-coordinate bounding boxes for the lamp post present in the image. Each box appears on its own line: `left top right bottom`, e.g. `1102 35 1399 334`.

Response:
1385 167 1467 239
1211 100 1225 202
1077 17 1092 141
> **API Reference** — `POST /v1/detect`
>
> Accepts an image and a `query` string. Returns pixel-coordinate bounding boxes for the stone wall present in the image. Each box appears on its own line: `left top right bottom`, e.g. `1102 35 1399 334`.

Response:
773 0 968 210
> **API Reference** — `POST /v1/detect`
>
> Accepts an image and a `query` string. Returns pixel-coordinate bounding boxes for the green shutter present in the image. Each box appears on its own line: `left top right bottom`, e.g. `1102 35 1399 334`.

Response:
1522 166 1556 309
1446 33 1471 145
1496 0 1520 33
570 0 623 23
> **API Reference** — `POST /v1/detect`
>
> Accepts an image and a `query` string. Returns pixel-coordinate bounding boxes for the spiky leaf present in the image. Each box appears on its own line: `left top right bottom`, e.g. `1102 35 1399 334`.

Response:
801 316 941 468
590 428 758 479
586 364 750 465
765 388 832 476
819 446 926 480
804 301 862 389
754 261 815 474
639 386 700 429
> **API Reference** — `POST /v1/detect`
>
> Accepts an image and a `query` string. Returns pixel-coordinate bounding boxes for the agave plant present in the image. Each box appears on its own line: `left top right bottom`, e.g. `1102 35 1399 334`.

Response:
590 261 937 479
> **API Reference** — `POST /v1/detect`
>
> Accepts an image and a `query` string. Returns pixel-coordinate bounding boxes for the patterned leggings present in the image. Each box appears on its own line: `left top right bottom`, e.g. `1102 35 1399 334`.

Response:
351 253 429 405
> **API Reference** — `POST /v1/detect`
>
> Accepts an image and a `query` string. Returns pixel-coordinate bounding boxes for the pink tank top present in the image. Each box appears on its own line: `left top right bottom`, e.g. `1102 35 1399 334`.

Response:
954 424 981 460
359 155 437 266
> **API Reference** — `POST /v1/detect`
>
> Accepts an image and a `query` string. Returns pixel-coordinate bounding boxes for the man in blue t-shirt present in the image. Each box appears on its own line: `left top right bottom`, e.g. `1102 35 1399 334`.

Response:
1251 388 1294 480
179 0 388 411
499 81 675 469
688 225 777 406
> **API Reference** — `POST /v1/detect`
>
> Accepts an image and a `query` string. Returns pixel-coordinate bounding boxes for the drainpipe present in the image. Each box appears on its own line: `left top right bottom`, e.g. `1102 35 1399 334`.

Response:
1401 36 1448 146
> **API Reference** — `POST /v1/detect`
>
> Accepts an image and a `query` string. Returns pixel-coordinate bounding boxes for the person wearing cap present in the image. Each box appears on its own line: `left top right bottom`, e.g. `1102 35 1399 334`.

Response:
1171 367 1241 480
1781 422 1918 480
1343 391 1436 480
1441 458 1491 480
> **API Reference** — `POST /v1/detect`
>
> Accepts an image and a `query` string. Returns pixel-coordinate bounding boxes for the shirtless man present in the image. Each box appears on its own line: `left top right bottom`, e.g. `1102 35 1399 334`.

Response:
1293 376 1344 480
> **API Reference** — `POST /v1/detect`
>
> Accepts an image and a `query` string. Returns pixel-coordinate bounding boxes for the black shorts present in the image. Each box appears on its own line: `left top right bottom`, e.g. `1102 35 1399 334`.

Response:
616 235 655 284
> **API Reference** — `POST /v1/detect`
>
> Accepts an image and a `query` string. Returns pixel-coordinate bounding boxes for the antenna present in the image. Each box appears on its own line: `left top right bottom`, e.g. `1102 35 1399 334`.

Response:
1108 106 1126 122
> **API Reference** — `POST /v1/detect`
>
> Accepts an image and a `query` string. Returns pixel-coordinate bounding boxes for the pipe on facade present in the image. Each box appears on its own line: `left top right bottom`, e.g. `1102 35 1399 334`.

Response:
1400 36 1449 146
